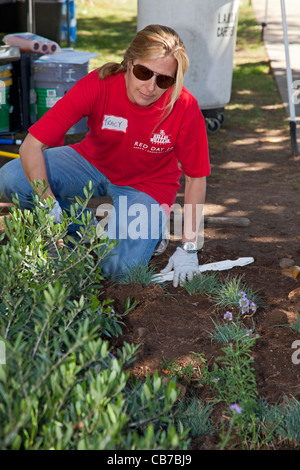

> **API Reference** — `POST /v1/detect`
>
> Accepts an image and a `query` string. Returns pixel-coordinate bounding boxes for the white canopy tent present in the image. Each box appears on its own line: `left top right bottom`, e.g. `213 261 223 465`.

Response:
280 0 298 156
259 0 298 156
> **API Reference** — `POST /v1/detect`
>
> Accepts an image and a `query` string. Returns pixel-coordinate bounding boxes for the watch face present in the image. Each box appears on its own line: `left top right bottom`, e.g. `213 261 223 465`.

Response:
183 242 197 251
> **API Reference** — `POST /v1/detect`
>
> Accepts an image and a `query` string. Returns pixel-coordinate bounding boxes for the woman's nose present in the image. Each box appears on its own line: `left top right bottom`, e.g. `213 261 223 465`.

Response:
145 76 157 92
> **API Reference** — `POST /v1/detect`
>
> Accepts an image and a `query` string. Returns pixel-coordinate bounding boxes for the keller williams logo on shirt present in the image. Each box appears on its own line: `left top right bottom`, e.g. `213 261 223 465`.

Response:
150 130 171 145
133 129 173 154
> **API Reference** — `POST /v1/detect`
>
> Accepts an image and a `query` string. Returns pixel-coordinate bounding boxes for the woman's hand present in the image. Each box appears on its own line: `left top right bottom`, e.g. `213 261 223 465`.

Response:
160 246 199 287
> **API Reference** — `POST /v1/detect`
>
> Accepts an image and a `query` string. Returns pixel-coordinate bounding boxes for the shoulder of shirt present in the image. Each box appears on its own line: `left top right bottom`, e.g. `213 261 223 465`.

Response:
179 86 198 103
84 69 124 85
176 86 200 112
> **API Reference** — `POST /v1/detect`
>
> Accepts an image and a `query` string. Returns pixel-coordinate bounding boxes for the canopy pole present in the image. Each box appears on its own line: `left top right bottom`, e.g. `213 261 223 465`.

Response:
261 0 268 40
281 0 299 156
26 0 36 33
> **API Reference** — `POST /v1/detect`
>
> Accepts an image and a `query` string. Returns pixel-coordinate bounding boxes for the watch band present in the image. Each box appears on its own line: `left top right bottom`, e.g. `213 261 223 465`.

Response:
179 241 198 253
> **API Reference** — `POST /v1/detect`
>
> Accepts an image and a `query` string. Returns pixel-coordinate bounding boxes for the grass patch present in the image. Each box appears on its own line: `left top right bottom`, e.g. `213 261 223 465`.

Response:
176 397 214 439
75 0 137 69
207 315 256 345
113 260 159 286
183 271 264 312
276 396 300 444
182 272 221 296
209 274 263 311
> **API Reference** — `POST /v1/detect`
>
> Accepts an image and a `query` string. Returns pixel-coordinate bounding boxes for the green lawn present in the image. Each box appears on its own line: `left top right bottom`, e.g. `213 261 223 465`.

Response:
74 0 137 69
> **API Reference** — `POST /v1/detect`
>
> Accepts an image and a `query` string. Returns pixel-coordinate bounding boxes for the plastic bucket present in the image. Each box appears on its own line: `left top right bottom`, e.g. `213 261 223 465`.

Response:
33 60 89 134
137 0 240 110
0 64 12 133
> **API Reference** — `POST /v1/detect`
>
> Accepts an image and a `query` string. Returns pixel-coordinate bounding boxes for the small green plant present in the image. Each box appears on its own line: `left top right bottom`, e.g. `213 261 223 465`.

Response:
289 312 300 333
208 339 262 450
114 260 159 286
207 312 257 345
209 274 262 311
207 338 258 409
161 352 207 385
202 293 264 449
272 396 300 444
176 396 214 438
274 312 300 334
182 272 221 295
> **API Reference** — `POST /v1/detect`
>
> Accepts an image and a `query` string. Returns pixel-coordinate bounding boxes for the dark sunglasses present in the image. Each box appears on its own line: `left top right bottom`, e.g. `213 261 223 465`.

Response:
132 62 176 89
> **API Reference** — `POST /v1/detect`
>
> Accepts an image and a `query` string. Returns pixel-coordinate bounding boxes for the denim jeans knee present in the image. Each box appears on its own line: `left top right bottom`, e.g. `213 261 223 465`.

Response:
98 185 168 278
0 158 34 207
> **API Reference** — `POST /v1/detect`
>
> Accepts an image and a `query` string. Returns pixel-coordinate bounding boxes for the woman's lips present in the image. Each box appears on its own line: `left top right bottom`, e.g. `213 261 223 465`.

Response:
140 91 154 100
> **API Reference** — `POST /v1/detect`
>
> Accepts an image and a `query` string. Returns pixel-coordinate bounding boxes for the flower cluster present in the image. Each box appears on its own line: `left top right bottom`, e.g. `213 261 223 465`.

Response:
223 312 255 337
224 311 233 321
238 291 257 315
230 403 242 414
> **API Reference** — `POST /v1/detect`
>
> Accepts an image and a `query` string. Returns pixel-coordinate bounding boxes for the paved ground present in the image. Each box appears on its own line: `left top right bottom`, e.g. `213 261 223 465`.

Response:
251 0 300 149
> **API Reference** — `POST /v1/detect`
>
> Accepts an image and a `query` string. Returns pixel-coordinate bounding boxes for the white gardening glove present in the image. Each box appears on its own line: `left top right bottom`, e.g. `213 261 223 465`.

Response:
160 246 199 287
48 200 63 224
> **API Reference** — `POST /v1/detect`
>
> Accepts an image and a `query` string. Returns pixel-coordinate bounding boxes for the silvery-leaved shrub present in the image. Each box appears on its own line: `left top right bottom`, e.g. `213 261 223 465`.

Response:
0 182 188 450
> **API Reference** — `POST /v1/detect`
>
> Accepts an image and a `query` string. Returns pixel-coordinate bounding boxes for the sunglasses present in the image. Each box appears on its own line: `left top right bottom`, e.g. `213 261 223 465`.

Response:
132 62 176 89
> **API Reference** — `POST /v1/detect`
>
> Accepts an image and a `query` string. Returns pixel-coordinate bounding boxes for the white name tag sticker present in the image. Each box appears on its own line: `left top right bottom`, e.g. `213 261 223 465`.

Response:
102 115 128 133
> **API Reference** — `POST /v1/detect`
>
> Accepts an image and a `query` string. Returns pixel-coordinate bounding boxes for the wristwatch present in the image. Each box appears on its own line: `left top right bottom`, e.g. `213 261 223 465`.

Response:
179 241 198 253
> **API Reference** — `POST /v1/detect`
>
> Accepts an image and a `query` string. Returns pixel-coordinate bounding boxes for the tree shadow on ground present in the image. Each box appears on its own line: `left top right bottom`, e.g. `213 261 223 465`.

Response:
76 16 137 55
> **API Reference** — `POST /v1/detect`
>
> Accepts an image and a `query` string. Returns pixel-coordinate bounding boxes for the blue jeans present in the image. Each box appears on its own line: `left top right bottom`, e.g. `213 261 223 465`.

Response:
0 146 168 278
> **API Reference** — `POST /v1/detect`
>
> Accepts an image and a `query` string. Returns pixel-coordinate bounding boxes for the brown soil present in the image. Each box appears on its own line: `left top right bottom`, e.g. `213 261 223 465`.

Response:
101 127 300 450
1 121 300 451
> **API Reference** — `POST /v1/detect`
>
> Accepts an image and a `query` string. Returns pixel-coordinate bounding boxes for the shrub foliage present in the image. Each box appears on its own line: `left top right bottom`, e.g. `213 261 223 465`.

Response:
0 186 187 450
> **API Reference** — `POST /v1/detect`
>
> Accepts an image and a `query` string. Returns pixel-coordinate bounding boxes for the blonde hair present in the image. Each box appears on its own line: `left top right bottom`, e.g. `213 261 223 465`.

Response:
98 24 189 121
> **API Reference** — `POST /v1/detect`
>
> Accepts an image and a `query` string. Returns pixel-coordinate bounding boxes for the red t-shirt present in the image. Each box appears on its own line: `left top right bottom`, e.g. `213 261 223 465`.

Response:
29 70 210 210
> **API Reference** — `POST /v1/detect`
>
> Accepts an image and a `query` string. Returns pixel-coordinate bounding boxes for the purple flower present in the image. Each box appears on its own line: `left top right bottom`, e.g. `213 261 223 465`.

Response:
230 403 242 414
239 296 249 309
224 311 233 321
238 291 247 298
238 292 257 315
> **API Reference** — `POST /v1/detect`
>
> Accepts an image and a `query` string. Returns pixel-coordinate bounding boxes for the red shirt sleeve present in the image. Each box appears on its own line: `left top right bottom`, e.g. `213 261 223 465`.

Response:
29 70 99 147
174 92 210 178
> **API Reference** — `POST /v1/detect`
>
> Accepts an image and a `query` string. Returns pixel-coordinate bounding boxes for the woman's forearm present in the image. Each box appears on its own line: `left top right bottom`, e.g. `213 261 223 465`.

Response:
182 176 206 243
19 133 55 200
